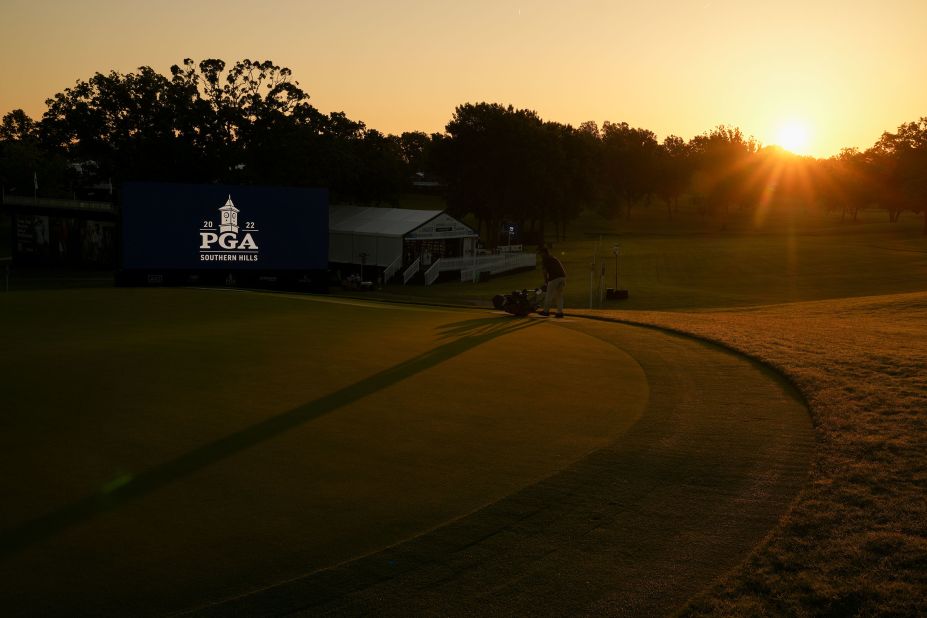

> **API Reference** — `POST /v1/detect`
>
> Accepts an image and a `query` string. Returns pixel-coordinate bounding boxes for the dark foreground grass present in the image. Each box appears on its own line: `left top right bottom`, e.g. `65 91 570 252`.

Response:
579 292 927 615
0 288 645 614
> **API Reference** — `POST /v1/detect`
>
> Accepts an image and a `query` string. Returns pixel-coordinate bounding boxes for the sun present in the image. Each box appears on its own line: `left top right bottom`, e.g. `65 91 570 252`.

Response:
775 120 810 155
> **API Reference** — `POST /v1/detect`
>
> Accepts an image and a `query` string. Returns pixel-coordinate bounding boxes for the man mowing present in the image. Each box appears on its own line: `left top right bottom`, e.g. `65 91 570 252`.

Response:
538 246 566 318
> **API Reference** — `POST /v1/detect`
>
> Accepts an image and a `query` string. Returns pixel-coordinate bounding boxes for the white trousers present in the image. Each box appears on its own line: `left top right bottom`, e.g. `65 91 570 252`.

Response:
545 277 566 313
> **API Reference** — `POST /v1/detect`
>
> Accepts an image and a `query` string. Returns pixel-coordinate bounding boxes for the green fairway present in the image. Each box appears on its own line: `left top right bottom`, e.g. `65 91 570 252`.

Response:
0 288 647 615
194 316 813 617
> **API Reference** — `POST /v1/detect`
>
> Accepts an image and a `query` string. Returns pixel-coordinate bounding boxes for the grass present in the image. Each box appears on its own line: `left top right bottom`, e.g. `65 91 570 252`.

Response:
382 203 927 614
0 288 646 615
374 206 927 311
578 292 927 615
3 200 926 613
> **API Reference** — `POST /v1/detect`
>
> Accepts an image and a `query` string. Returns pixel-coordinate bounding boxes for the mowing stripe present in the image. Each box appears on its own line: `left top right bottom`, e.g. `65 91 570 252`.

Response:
192 318 813 617
0 317 537 558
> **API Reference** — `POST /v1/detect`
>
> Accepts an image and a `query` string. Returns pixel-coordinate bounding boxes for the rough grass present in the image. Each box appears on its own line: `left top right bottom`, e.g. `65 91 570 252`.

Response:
577 292 927 615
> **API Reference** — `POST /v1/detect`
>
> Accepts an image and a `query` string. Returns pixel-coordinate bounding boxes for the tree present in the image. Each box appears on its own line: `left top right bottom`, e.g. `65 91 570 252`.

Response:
687 126 759 221
0 109 37 142
0 109 73 197
436 103 530 246
434 103 587 247
166 58 323 183
554 122 600 239
352 129 404 205
29 58 405 204
818 148 873 222
870 118 927 232
600 122 659 219
655 135 689 219
397 131 432 177
42 65 197 183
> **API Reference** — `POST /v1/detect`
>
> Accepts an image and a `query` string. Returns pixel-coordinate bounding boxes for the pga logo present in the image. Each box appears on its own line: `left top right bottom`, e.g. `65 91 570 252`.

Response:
199 195 259 252
199 231 258 250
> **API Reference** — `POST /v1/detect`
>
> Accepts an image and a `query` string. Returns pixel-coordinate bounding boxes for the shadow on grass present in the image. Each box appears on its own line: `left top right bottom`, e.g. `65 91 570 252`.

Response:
0 316 536 558
435 314 531 340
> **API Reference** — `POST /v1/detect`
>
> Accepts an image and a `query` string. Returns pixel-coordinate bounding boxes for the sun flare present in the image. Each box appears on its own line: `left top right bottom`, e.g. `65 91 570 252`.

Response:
775 121 810 155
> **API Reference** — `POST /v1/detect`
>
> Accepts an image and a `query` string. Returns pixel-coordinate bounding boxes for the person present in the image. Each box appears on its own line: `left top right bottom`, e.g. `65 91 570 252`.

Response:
538 246 566 318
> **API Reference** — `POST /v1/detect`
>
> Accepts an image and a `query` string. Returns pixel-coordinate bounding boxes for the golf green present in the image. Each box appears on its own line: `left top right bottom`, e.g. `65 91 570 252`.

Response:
0 289 648 615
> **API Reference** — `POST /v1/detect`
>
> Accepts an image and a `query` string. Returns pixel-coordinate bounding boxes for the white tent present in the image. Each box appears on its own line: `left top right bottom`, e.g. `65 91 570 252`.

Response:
329 205 475 267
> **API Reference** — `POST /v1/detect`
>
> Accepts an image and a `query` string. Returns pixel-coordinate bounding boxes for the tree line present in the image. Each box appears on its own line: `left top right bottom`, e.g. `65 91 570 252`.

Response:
2 58 926 240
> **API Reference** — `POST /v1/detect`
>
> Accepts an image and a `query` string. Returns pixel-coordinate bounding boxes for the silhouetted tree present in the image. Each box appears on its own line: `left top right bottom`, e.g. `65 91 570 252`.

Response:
30 59 406 204
870 118 927 232
554 122 600 239
0 110 37 142
437 103 530 246
12 61 927 234
600 122 659 219
688 126 758 222
819 148 875 222
655 135 689 219
41 66 183 183
0 109 73 197
434 103 590 247
397 131 433 177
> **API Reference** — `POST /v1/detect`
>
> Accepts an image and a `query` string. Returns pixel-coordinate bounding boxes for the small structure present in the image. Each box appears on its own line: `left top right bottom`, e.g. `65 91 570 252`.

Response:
329 205 537 285
329 206 475 284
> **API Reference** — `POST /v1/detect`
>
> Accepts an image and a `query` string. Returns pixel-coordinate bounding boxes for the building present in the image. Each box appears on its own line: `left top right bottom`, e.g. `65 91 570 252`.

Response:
0 194 117 267
329 205 536 285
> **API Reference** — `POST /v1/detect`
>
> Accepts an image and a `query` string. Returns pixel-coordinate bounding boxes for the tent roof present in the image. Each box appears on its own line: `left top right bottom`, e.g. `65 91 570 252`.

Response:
329 205 443 237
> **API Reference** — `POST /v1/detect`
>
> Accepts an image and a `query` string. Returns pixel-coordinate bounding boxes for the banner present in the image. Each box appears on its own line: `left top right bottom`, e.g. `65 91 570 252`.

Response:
122 182 328 271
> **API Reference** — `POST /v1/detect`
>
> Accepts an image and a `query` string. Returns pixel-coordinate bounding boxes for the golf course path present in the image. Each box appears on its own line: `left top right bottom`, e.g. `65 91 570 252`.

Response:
198 317 814 617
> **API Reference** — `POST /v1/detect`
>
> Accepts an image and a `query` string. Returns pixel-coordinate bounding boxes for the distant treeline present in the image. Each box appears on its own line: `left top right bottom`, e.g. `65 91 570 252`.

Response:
2 58 926 240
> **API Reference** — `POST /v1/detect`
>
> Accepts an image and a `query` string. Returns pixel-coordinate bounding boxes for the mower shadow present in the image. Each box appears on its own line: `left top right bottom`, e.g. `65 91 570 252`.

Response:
436 314 537 340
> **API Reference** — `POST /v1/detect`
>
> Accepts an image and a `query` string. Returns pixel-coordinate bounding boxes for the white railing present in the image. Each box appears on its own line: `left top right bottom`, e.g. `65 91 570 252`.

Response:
402 257 421 284
460 253 537 282
424 258 442 286
395 252 536 285
436 256 481 271
382 254 402 283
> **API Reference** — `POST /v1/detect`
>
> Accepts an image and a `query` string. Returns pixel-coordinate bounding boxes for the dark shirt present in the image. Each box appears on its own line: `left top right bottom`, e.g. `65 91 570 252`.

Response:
542 254 566 281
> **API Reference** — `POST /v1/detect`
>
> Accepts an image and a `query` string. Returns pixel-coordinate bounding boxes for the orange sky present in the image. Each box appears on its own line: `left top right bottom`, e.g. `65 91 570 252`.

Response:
1 0 925 157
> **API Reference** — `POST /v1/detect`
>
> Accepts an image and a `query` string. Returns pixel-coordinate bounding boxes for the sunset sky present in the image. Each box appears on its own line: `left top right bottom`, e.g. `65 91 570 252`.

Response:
1 0 925 157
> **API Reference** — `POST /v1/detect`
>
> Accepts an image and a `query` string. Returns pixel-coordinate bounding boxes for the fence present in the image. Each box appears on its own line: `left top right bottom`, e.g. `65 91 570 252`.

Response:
459 253 537 282
383 255 402 283
402 257 421 284
424 259 442 286
400 252 536 286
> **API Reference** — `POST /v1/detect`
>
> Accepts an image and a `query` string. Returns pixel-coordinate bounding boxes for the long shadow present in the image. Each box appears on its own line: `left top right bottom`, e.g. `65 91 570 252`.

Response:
0 316 536 558
435 315 529 340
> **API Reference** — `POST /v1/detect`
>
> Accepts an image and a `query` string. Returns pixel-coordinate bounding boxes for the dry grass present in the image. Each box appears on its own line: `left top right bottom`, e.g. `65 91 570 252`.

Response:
582 291 927 615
